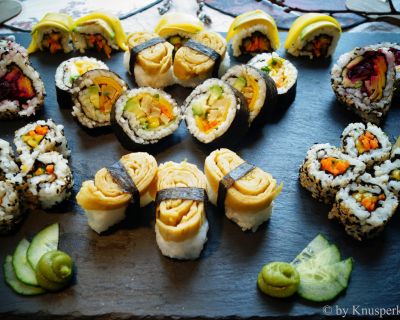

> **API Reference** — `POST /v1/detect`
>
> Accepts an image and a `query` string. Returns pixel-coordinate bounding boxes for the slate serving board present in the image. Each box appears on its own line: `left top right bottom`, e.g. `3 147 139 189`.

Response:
1 33 399 319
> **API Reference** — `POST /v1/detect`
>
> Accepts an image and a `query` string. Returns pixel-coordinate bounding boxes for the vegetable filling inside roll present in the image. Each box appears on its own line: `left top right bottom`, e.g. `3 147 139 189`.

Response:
0 64 36 102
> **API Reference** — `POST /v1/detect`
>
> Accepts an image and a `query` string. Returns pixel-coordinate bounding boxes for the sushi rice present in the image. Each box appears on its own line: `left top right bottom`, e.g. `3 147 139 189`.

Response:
0 180 22 235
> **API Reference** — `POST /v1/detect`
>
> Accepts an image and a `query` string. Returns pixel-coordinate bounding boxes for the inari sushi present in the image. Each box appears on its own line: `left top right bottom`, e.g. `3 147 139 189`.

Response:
285 13 341 59
221 64 277 124
299 143 366 204
55 57 109 108
154 12 204 53
329 174 398 240
111 88 181 149
154 161 208 260
226 10 280 57
0 139 19 181
205 148 282 232
23 151 73 209
123 32 174 88
173 31 227 87
71 69 127 129
28 13 74 54
248 52 298 107
341 122 392 169
183 78 249 147
0 180 22 235
331 45 396 124
72 12 127 58
76 152 157 234
0 40 45 119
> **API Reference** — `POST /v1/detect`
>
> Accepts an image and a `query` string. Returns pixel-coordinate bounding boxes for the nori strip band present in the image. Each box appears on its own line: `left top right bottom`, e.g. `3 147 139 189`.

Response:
129 37 167 73
107 161 140 209
156 187 207 204
217 162 256 210
183 39 221 77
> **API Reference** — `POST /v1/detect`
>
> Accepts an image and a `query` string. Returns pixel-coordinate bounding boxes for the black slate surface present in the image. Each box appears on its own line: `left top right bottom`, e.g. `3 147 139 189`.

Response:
1 33 400 319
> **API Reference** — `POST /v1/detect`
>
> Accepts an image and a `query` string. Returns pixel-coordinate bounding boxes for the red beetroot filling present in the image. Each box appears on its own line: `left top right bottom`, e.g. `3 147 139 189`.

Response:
0 64 35 102
389 47 400 65
347 51 385 82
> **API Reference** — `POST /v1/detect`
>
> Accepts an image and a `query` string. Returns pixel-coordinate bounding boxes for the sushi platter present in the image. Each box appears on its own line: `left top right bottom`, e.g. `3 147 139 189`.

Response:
1 11 400 319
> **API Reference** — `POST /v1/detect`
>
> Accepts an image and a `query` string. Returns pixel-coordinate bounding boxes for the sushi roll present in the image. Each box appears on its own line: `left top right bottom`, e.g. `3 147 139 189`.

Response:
0 139 19 181
380 43 400 99
226 10 280 57
76 152 157 234
55 57 109 108
0 41 46 119
205 148 282 232
248 52 298 107
341 122 392 168
154 12 204 53
0 180 22 235
329 175 398 240
111 88 181 149
284 13 341 59
221 64 277 124
173 31 227 88
155 161 208 260
331 45 396 124
71 69 127 129
123 32 174 88
27 13 74 54
23 151 73 209
72 12 127 58
183 78 249 147
299 143 366 204
374 160 400 197
14 119 70 172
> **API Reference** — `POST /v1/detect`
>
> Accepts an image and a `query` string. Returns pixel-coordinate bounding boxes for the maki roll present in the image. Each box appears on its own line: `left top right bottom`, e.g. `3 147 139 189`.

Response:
183 79 249 147
111 88 181 149
226 10 280 57
71 69 127 129
221 64 277 124
0 41 45 119
23 151 73 209
14 119 69 172
380 43 400 99
0 139 19 181
27 13 74 54
0 180 22 235
329 175 398 240
123 32 174 88
341 122 392 168
285 13 341 59
205 148 282 232
331 45 396 124
248 52 298 107
374 160 400 198
155 161 208 260
154 12 204 53
76 152 157 233
55 57 109 108
72 12 127 58
173 31 227 87
299 143 366 204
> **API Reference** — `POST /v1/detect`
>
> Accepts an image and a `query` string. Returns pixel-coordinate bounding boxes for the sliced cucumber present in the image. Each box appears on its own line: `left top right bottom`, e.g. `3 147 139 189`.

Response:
297 259 353 302
296 245 341 273
291 234 330 267
27 223 59 269
233 77 247 91
12 238 39 286
4 256 46 296
208 85 223 105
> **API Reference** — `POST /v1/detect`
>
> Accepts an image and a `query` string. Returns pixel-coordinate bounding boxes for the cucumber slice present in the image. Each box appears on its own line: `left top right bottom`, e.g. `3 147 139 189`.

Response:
297 259 353 302
296 245 341 273
12 238 39 286
208 85 223 105
4 256 46 296
27 223 59 269
291 234 330 266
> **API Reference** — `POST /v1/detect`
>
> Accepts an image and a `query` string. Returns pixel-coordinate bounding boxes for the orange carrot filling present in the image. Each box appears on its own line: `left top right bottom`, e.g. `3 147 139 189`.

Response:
21 125 49 148
356 131 379 154
320 157 350 176
354 192 385 212
87 34 112 58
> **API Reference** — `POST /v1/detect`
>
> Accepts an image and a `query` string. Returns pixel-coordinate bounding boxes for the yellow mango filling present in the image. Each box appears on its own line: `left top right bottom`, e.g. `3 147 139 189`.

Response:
353 191 385 212
231 75 259 112
86 76 123 113
124 93 175 130
21 125 49 149
260 57 287 89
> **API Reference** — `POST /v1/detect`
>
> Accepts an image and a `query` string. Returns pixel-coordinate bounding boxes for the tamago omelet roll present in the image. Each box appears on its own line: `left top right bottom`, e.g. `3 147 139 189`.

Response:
285 13 341 59
155 161 208 260
123 32 174 88
28 13 74 54
76 152 157 234
205 149 282 232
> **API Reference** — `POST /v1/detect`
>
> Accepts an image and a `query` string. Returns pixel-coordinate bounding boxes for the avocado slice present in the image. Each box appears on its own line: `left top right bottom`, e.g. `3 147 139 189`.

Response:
208 85 223 105
76 19 115 39
87 85 100 109
192 103 205 117
300 21 339 40
232 77 247 92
